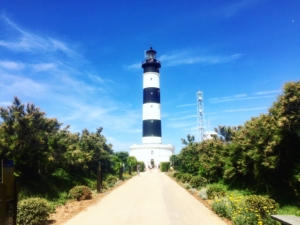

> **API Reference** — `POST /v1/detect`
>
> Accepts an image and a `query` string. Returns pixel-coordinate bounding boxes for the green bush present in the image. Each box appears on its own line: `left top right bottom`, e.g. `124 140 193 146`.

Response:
212 200 231 218
102 181 108 190
181 173 193 183
245 195 279 218
173 172 180 178
137 161 145 172
198 188 208 200
160 162 170 172
176 173 183 181
190 176 207 188
106 175 118 184
69 185 92 201
17 197 51 225
207 185 226 199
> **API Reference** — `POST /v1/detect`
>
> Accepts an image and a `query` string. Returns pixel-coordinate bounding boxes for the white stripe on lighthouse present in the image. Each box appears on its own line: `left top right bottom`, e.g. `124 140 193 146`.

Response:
143 72 160 89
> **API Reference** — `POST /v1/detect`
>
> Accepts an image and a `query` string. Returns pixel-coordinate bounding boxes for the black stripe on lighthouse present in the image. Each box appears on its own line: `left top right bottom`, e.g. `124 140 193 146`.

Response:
143 120 161 137
143 87 160 104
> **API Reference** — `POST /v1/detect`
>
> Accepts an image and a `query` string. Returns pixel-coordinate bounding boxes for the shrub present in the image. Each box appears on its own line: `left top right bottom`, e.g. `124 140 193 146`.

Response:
123 173 132 180
207 185 226 199
183 183 191 189
137 161 145 172
160 162 170 172
181 173 193 183
189 188 197 194
102 181 108 190
245 195 279 218
106 175 118 185
173 172 180 178
212 199 231 218
17 197 51 225
198 188 208 200
176 173 183 181
69 185 92 201
190 176 207 188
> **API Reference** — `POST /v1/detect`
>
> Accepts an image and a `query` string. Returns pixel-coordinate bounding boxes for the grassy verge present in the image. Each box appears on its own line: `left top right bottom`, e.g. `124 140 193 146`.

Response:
167 171 300 225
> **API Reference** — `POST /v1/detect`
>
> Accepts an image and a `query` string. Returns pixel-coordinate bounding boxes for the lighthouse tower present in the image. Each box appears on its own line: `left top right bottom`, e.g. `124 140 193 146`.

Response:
142 47 162 144
129 47 174 167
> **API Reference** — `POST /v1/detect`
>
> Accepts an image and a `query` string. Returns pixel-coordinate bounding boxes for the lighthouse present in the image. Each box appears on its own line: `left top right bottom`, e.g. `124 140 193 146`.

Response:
130 47 175 167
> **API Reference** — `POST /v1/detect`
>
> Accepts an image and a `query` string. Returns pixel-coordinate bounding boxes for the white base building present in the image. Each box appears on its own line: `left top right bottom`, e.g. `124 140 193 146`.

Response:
129 143 174 167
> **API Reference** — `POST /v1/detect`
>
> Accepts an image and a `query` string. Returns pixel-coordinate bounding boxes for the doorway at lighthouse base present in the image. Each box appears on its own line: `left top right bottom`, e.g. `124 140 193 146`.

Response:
129 143 175 168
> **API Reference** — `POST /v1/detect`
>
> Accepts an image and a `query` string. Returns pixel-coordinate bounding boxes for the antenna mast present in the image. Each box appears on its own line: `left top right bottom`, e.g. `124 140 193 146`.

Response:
197 91 205 142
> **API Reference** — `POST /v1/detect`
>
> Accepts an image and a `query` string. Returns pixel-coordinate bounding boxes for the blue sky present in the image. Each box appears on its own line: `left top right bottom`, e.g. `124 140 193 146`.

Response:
0 0 299 153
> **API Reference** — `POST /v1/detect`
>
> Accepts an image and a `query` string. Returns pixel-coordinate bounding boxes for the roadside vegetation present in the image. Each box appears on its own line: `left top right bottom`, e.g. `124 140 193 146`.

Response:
169 81 300 225
0 97 143 224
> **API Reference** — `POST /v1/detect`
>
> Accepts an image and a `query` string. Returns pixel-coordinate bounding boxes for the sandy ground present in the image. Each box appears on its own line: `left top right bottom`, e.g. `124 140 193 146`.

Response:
57 170 227 225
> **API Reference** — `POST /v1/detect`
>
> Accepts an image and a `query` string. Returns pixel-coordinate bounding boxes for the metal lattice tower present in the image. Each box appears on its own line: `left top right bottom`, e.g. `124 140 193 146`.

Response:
197 91 205 142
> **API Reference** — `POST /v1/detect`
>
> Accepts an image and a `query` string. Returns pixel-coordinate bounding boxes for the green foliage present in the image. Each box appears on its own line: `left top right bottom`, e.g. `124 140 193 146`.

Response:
17 197 51 225
137 161 145 172
207 185 226 199
174 81 300 201
110 155 122 174
176 141 201 174
105 175 118 185
127 156 137 174
181 173 193 183
181 134 195 145
245 195 279 218
212 200 231 218
173 172 180 178
214 126 240 142
102 181 108 190
176 173 183 181
189 176 207 188
69 185 92 201
198 188 208 200
170 155 179 168
0 97 115 183
160 162 170 172
216 193 280 225
114 151 129 164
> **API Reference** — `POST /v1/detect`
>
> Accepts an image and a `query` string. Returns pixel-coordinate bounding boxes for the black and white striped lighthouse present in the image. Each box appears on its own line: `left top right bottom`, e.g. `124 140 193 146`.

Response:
142 47 162 144
129 47 174 166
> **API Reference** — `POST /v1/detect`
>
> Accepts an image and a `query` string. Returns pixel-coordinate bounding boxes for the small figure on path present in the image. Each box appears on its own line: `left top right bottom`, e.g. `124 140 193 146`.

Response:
148 164 152 173
137 164 140 176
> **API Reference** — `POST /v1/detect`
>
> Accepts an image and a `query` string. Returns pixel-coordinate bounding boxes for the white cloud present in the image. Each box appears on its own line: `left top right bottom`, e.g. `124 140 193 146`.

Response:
176 103 196 108
0 74 47 97
0 14 80 60
0 101 12 106
220 0 262 18
167 122 195 129
254 90 281 95
32 63 57 71
209 95 276 103
222 107 268 113
159 49 242 67
0 61 24 70
169 115 196 121
126 63 141 69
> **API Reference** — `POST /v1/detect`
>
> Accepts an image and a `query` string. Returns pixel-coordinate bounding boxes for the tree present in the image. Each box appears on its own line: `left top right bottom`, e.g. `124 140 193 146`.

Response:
114 151 129 164
127 156 137 174
0 97 61 177
214 126 241 142
181 134 195 145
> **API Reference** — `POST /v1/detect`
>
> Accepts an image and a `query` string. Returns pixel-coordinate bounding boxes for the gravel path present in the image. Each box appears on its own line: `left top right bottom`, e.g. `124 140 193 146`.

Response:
63 170 227 225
